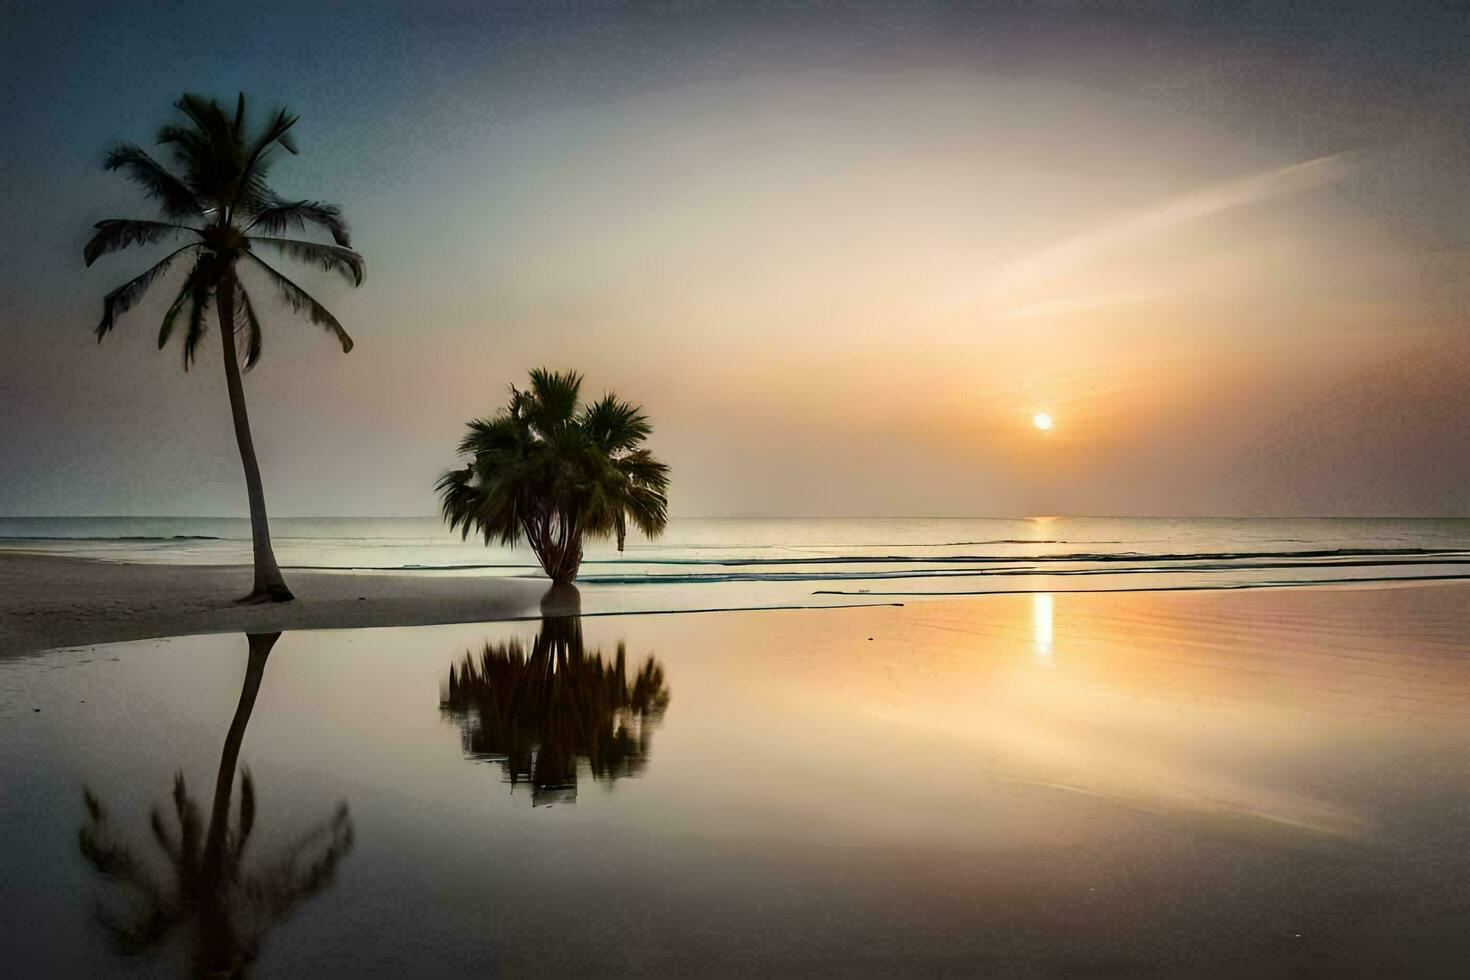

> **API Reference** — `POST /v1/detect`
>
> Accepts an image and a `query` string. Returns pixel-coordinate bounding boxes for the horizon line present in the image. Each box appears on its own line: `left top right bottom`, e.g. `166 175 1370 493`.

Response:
2 513 1467 522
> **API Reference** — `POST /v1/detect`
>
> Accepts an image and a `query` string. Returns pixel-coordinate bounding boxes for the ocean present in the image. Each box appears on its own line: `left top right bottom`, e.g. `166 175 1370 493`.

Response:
3 516 1468 614
6 519 1470 972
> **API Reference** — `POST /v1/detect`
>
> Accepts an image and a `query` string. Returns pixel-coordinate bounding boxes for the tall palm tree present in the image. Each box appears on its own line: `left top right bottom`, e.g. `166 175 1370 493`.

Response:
86 93 365 602
79 633 354 975
437 369 670 583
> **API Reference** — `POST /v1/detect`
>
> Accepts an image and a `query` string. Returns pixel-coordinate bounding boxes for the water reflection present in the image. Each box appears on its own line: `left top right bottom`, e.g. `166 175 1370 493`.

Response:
1032 592 1053 665
77 633 353 977
442 616 670 805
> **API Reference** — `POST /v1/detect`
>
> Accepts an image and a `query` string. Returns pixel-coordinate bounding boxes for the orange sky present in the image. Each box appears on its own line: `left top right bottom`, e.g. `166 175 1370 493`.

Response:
4 5 1468 516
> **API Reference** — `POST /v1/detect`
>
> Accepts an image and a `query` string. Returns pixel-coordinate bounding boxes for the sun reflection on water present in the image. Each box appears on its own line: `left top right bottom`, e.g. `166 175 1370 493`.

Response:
1033 592 1054 665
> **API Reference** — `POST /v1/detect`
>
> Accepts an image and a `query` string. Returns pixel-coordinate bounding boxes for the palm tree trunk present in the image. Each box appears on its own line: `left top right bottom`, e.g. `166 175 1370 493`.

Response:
555 531 583 582
523 511 583 583
216 266 293 602
205 631 278 873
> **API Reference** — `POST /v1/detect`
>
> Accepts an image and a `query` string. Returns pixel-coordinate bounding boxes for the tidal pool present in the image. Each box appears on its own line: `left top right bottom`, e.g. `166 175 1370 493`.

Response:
3 585 1470 975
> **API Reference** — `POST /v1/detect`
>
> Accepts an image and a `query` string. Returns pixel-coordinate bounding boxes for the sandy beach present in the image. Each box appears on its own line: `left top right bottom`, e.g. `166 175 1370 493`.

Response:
7 544 1469 660
0 553 557 656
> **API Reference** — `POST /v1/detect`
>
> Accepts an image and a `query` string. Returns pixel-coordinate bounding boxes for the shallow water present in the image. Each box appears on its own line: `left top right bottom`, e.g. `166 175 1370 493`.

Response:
3 584 1470 975
4 516 1470 616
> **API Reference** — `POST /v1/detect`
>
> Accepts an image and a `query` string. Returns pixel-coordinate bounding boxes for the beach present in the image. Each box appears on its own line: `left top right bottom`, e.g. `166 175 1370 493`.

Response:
0 553 559 657
4 514 1469 657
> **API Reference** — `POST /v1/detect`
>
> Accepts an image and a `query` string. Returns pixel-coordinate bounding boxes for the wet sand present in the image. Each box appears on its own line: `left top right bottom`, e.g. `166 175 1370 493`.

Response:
5 550 1470 660
0 553 553 656
5 582 1470 974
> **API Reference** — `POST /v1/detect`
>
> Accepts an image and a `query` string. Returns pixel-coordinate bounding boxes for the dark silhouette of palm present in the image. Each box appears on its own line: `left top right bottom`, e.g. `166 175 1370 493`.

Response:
437 369 670 582
78 633 353 976
441 617 670 805
85 94 365 602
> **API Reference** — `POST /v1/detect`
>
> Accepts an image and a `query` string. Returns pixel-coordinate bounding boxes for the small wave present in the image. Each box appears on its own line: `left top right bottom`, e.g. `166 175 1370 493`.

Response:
575 556 1470 586
274 546 1470 575
813 572 1470 597
582 546 1470 569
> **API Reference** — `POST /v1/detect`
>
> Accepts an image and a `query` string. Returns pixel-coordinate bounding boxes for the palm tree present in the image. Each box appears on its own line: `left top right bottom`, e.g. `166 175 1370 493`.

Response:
437 369 670 583
441 616 670 805
78 633 354 975
86 93 365 602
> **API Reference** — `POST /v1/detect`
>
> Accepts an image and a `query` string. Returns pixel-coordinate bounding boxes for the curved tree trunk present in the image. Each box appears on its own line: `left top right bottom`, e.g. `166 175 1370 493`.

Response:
217 266 293 602
198 631 277 973
206 631 278 873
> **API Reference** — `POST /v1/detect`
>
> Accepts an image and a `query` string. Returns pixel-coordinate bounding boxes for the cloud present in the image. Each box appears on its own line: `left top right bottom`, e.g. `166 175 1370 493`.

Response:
1004 287 1175 320
996 152 1358 289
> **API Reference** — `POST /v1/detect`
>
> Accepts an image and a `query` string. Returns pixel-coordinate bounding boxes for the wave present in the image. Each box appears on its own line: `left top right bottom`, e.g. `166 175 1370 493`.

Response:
273 546 1470 575
590 547 1470 568
576 556 1470 586
813 572 1470 597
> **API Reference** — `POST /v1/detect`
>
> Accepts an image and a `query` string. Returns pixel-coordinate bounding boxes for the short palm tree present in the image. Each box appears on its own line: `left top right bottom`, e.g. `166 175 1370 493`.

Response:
86 93 365 602
437 369 670 583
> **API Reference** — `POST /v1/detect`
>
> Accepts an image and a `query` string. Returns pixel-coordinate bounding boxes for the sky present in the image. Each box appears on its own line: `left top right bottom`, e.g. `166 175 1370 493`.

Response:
2 0 1468 518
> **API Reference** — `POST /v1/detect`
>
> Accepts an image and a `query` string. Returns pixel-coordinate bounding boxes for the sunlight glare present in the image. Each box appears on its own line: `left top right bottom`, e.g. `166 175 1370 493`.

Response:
1033 593 1054 664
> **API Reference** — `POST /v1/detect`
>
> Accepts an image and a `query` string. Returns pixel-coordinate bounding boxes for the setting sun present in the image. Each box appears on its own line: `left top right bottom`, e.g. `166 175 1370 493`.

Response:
1032 412 1054 431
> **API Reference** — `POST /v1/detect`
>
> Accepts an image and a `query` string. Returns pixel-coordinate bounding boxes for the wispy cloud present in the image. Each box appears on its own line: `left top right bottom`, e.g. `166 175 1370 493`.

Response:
1004 288 1175 320
996 152 1358 289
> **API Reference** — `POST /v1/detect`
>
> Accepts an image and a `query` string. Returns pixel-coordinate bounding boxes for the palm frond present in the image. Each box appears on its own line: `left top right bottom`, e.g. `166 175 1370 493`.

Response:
84 219 198 267
246 199 350 246
247 236 364 286
94 244 201 341
154 123 212 174
232 107 300 214
103 144 201 218
236 285 263 370
169 94 250 210
616 449 671 488
243 106 300 166
526 368 583 434
181 257 214 369
580 394 652 453
622 481 670 539
456 415 526 457
243 252 354 353
174 93 236 154
156 256 203 350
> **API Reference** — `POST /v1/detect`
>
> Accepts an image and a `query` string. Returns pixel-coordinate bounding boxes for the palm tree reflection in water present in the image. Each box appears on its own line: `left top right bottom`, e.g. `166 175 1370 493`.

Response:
442 616 671 806
78 632 353 976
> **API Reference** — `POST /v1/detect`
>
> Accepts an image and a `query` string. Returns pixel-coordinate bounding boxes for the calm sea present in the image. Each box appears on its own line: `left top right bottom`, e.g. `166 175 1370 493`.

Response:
5 586 1470 973
2 516 1468 612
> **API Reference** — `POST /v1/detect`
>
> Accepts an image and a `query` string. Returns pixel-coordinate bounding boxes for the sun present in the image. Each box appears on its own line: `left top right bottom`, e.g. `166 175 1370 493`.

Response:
1032 412 1054 431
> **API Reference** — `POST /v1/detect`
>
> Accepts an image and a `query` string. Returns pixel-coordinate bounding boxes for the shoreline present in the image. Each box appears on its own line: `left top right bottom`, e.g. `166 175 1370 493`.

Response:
0 552 555 657
5 550 1470 659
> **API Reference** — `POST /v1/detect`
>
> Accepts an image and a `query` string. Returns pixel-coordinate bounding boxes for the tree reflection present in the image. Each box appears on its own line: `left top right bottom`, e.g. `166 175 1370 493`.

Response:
441 616 670 805
77 632 353 977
